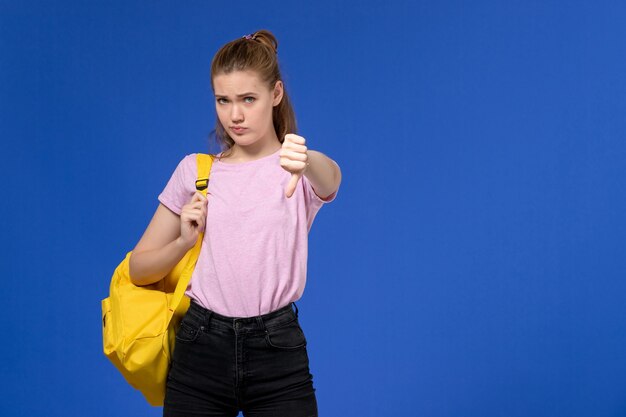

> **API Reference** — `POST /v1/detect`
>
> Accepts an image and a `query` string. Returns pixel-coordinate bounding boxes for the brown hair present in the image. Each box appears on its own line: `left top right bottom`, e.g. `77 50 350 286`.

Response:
210 29 297 159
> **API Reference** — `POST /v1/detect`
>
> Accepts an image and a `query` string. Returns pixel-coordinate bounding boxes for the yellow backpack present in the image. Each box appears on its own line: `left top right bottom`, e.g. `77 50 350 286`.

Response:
101 153 214 406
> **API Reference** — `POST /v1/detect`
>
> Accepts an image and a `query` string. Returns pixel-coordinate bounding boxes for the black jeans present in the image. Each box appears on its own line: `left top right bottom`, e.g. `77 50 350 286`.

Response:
163 300 318 417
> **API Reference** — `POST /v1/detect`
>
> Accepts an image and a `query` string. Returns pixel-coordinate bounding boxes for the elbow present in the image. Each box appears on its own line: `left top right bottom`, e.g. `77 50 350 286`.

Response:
128 252 149 286
330 160 342 195
334 161 342 190
319 161 341 201
128 252 140 286
128 251 164 286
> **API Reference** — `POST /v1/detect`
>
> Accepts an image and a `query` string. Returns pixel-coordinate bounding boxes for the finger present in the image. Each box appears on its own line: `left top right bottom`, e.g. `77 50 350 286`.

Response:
188 191 204 205
284 133 305 145
184 213 204 233
281 159 308 172
191 201 208 221
190 200 207 210
285 172 301 198
194 216 205 233
281 151 308 162
184 208 207 227
182 204 204 218
185 195 208 210
282 141 307 152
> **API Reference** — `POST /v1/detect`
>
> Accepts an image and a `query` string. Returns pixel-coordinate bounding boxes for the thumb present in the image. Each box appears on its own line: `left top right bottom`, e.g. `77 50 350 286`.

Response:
285 172 301 198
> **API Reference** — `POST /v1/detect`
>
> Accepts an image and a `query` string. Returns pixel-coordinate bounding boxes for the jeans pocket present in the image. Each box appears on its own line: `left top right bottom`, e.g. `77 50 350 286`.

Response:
265 319 307 350
175 316 200 343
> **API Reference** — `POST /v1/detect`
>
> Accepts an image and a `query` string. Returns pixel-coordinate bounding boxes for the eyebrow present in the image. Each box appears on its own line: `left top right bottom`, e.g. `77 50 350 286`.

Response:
214 92 258 98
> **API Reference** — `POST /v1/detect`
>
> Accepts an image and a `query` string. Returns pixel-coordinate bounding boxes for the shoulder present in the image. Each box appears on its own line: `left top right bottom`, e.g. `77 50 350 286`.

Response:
164 153 200 182
158 153 202 214
176 153 199 170
182 153 199 163
181 152 220 165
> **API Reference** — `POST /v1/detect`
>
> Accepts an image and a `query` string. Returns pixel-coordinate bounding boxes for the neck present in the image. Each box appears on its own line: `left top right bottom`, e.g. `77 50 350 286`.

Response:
223 135 281 163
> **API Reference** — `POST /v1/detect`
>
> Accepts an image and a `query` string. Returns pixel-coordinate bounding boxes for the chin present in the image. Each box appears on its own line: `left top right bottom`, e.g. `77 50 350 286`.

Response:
233 138 260 147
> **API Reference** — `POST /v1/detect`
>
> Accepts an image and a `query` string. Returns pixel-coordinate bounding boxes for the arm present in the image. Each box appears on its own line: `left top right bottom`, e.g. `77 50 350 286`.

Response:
128 203 190 286
129 191 207 286
304 149 342 200
281 134 342 199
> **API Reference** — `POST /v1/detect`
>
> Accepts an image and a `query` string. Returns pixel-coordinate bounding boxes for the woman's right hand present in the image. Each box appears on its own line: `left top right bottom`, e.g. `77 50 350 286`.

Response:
177 191 208 250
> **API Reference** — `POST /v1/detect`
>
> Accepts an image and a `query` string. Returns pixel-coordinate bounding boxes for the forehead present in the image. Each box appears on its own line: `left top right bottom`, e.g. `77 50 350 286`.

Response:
213 70 269 95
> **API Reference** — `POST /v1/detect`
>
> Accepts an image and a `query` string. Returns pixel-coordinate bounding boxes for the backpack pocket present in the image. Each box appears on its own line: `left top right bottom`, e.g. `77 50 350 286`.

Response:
101 297 116 356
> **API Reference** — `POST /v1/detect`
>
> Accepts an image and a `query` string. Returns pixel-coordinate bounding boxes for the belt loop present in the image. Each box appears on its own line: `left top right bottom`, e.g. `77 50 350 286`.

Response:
206 310 213 329
292 302 299 317
256 316 267 333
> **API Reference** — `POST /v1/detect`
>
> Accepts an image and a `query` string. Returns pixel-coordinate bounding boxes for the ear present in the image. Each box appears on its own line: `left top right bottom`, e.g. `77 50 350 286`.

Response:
272 80 284 106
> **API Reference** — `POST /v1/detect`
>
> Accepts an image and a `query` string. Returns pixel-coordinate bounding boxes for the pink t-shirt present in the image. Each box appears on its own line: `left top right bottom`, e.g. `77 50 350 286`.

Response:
157 148 337 317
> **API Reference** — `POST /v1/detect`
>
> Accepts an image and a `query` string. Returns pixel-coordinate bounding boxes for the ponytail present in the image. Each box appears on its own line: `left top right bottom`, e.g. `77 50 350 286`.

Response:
210 30 297 158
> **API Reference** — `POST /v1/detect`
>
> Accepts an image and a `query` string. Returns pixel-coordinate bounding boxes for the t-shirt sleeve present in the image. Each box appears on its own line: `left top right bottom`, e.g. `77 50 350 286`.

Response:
300 161 339 228
302 175 338 205
157 154 198 215
302 159 339 204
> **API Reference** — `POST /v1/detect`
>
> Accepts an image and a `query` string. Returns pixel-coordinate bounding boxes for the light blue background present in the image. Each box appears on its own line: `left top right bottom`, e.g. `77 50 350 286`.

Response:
2 1 625 416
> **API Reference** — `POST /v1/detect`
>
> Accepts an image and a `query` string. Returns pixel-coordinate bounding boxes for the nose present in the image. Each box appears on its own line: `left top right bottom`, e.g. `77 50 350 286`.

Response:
230 104 244 123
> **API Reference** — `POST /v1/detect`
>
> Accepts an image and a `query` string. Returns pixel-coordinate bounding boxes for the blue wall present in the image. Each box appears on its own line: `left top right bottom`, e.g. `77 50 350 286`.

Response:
2 1 625 416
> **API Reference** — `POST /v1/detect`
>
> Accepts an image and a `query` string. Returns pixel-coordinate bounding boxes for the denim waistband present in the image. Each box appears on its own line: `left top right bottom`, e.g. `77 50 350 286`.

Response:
184 299 300 332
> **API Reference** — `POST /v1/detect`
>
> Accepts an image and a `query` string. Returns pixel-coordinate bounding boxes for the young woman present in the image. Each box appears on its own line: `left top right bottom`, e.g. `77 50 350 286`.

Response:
128 29 341 417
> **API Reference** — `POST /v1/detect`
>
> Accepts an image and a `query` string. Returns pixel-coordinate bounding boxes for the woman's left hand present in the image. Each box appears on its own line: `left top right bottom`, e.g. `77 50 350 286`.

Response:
280 133 309 198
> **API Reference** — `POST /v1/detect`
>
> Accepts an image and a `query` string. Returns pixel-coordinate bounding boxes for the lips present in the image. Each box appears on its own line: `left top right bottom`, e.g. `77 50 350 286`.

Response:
230 126 247 134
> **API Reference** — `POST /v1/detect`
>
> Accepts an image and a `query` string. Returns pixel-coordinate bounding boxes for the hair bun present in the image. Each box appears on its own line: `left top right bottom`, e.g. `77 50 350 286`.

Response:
248 29 278 54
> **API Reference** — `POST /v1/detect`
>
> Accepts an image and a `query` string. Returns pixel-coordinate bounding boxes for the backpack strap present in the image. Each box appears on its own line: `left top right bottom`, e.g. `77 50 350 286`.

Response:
169 153 214 313
195 153 212 192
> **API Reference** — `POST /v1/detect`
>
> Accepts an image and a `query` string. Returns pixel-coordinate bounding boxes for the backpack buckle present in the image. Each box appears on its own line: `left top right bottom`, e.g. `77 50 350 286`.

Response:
195 178 209 191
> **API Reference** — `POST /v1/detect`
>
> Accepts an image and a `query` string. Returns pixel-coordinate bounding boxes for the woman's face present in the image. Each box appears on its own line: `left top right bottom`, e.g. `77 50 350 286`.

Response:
213 70 283 149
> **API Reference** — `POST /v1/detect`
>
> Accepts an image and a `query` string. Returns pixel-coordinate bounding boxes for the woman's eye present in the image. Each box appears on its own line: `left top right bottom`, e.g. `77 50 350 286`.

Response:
244 97 255 103
217 98 228 104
